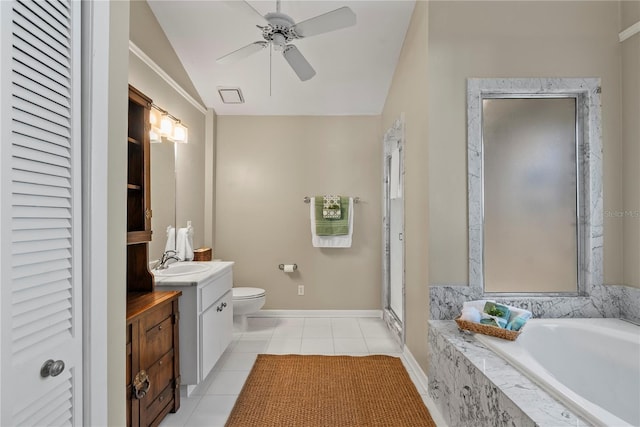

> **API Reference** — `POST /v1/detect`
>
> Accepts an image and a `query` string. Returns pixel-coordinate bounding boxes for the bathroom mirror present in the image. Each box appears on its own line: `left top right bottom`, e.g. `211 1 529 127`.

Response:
150 139 176 262
467 78 603 296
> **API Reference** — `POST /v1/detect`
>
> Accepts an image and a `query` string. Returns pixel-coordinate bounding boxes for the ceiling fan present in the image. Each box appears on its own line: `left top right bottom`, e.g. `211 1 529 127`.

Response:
218 1 357 81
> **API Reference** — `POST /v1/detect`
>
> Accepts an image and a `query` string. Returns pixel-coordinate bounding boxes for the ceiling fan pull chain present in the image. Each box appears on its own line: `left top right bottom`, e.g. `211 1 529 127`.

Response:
269 44 273 97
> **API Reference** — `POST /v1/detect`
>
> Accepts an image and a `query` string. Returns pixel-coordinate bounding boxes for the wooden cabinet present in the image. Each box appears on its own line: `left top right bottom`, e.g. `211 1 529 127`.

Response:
155 262 234 395
126 86 180 427
127 85 154 293
127 292 182 427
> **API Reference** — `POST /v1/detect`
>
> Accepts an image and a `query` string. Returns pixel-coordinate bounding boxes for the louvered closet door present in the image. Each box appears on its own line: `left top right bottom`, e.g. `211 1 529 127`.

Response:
0 0 82 425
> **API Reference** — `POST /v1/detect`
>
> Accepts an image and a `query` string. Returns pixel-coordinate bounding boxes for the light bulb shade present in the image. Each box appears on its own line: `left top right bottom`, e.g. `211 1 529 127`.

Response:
149 129 161 143
173 123 188 143
149 107 162 127
160 115 174 136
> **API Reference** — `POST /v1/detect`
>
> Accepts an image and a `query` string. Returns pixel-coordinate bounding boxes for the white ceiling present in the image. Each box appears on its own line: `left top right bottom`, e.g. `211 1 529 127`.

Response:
147 1 416 116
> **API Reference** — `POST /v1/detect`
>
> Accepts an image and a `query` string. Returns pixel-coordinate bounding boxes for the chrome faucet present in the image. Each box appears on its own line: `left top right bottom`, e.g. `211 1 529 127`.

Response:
154 250 181 270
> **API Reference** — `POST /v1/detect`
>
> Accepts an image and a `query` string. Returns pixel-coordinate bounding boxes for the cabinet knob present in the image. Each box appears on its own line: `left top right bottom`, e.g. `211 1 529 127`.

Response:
221 302 227 308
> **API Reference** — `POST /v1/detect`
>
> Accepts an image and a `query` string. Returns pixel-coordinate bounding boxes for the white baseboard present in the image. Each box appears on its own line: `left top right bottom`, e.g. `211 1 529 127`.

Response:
402 345 429 393
403 346 449 427
250 309 383 318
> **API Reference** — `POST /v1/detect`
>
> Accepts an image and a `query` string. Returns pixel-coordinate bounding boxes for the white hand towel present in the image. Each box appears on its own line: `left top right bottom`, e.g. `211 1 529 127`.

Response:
310 197 354 248
165 226 176 253
176 228 186 261
184 225 194 261
175 226 194 261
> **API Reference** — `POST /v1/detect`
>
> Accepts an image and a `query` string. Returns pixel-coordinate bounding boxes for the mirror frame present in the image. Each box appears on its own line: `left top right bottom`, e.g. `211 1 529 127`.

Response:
467 78 603 296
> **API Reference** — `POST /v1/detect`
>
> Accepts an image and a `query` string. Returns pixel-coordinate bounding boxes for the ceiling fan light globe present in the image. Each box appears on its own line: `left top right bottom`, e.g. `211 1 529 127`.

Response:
272 33 286 50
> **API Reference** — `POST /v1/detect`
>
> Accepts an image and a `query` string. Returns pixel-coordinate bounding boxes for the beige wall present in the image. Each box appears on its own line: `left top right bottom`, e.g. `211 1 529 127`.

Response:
427 1 623 286
108 1 130 425
129 2 209 261
622 2 640 288
215 116 381 310
381 1 429 369
129 0 203 106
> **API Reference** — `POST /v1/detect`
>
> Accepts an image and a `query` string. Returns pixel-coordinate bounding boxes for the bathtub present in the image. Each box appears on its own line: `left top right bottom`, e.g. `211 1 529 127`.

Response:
475 318 640 427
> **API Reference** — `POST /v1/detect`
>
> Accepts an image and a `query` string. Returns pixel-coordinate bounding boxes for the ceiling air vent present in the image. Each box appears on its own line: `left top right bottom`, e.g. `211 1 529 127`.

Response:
218 87 244 104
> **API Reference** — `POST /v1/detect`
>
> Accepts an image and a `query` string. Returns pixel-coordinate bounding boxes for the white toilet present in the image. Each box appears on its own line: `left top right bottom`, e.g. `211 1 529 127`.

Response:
232 287 266 331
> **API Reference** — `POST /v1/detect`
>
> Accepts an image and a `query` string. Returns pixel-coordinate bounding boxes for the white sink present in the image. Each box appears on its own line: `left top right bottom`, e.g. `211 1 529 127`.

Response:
153 262 211 277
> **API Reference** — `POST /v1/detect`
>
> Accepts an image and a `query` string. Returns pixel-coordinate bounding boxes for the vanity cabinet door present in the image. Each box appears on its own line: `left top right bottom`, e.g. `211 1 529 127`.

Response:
200 290 232 381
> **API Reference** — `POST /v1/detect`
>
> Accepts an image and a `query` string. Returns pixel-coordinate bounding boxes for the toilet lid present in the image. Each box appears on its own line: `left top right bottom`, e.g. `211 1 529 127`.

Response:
233 287 266 300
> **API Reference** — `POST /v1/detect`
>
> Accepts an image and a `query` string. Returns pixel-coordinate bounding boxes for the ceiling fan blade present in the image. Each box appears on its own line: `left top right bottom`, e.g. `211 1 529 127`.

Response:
217 41 268 64
222 1 267 23
292 6 356 38
282 45 316 81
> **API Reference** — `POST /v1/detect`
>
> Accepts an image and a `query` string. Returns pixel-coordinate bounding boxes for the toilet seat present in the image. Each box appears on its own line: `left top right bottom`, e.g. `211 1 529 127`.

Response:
232 287 265 300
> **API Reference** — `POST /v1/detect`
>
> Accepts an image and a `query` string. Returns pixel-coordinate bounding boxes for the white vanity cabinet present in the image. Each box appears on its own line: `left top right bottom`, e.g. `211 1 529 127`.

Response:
155 261 234 395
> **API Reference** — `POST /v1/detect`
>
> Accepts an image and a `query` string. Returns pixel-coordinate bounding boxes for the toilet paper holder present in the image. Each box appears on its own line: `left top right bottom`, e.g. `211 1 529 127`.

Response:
278 264 298 271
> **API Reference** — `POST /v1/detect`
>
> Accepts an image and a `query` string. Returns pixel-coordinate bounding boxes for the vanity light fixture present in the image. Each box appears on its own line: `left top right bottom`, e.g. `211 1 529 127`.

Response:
149 103 188 143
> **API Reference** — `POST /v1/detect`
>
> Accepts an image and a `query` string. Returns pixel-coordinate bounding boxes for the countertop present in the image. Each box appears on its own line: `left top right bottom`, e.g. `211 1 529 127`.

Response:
154 261 234 286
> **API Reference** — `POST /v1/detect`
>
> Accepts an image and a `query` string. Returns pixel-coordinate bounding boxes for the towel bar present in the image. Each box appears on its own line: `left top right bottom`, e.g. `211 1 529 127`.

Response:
303 196 360 204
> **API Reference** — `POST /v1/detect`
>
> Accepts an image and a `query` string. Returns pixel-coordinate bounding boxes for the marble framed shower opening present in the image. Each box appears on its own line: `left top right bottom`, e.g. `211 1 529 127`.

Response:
467 78 603 297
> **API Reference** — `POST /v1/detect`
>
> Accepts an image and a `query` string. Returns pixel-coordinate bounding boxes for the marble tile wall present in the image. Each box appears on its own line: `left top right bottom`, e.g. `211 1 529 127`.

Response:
430 283 640 323
428 321 591 427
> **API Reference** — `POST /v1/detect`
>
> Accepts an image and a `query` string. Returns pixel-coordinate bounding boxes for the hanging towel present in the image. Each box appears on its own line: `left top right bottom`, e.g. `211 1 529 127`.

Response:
164 226 176 253
176 226 194 261
315 196 350 236
310 197 354 248
322 195 342 219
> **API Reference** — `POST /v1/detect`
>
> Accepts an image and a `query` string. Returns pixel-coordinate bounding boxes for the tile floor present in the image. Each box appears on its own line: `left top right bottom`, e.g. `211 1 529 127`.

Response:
160 316 446 427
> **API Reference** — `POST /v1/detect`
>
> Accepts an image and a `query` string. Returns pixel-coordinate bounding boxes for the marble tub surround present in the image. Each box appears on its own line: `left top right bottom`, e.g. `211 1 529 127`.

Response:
430 283 640 323
467 78 603 295
428 321 591 427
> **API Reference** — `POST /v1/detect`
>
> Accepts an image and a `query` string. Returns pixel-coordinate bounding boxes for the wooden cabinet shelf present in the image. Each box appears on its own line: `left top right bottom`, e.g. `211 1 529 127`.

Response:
126 85 153 292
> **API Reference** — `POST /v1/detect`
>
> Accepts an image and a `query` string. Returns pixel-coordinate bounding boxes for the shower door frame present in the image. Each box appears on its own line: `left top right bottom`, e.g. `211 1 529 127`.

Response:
382 115 405 345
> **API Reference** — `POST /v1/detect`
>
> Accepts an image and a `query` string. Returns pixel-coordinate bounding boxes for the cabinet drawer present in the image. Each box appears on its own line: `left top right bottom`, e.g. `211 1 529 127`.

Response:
146 383 173 427
200 270 232 312
141 315 173 368
145 349 174 407
141 301 173 332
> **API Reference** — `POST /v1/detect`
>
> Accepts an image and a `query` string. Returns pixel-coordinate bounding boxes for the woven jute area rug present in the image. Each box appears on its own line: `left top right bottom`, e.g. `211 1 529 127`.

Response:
225 354 436 427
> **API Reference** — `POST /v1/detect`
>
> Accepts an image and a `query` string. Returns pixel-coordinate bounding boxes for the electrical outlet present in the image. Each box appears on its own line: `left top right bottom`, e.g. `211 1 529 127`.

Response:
297 284 304 296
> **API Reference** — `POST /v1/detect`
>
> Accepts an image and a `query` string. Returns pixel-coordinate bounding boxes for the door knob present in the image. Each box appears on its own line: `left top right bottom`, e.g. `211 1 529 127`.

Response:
40 359 65 378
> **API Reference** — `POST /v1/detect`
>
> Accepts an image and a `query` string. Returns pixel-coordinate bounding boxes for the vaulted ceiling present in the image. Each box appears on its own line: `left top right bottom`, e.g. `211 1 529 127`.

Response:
147 1 416 115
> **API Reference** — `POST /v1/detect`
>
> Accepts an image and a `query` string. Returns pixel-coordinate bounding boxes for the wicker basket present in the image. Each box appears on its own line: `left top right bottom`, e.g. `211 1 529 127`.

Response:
193 247 212 262
455 316 522 341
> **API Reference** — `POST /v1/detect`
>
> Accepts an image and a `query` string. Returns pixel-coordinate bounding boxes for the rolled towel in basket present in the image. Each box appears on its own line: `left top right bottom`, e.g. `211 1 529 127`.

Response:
460 307 481 323
506 309 532 331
